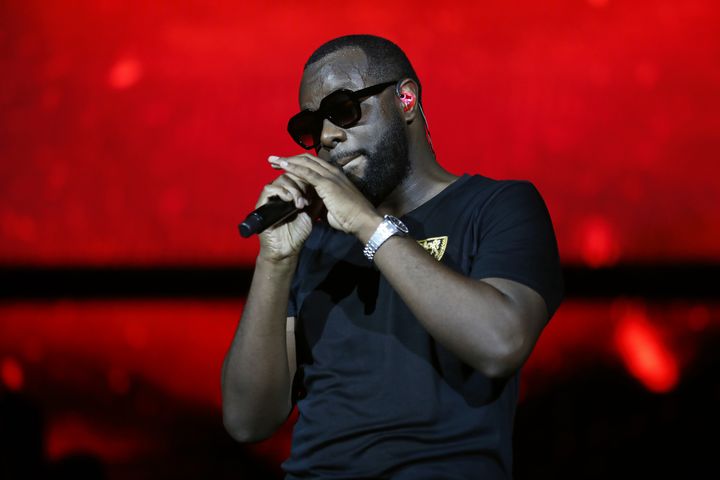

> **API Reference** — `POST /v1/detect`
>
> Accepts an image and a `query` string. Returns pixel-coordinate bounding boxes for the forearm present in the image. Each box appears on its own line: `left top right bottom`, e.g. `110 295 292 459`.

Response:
221 255 297 441
265 155 543 377
372 235 529 377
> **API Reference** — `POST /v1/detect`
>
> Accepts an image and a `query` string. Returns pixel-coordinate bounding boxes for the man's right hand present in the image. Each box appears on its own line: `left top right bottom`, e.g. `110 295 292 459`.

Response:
256 171 318 262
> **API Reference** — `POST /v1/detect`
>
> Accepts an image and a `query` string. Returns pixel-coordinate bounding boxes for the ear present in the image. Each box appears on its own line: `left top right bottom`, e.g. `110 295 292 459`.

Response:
395 79 420 122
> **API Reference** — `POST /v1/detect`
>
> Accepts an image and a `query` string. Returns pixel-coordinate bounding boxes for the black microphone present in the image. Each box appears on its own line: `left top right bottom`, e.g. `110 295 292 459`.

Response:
238 196 300 238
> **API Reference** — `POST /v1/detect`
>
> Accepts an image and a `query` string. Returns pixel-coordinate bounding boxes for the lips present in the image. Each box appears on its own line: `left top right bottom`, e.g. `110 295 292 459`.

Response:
333 154 360 168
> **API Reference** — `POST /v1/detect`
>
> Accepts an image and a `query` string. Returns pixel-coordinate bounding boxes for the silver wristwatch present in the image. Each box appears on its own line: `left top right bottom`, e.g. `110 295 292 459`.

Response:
363 215 409 262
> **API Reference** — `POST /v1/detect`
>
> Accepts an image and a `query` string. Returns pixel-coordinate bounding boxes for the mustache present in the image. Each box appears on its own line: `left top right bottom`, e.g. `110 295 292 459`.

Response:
329 149 366 166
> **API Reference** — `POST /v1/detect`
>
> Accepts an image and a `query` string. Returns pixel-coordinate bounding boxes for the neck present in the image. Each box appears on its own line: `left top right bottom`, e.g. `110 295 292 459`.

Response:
377 135 458 217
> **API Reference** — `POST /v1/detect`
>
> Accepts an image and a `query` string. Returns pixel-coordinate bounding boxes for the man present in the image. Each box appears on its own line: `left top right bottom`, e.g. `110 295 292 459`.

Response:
222 35 563 479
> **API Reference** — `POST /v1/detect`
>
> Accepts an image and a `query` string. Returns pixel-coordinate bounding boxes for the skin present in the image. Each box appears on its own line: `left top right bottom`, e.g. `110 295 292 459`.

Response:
221 47 549 442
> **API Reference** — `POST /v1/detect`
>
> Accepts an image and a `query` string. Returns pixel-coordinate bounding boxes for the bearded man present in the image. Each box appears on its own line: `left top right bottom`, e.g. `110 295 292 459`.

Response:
222 34 564 479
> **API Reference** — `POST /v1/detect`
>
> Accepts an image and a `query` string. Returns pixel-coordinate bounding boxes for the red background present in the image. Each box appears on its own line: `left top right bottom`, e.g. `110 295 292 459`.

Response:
1 1 718 478
3 0 720 267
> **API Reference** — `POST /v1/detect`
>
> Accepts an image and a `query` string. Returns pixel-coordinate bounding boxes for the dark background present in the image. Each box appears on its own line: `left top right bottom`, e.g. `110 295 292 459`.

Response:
1 1 718 478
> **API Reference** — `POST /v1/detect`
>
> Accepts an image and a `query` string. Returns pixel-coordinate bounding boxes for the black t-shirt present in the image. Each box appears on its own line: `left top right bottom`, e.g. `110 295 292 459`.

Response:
283 174 564 479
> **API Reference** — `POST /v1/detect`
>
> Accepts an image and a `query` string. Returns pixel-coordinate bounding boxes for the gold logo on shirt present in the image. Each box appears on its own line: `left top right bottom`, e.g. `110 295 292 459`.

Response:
417 236 448 261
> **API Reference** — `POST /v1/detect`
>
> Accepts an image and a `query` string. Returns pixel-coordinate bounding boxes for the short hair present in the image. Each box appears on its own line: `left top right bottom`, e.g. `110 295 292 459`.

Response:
304 34 422 103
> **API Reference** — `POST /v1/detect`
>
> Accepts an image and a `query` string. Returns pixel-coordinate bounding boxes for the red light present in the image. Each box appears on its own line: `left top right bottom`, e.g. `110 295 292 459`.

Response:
0 301 241 407
580 216 621 268
687 305 711 331
614 306 679 393
46 415 154 462
108 58 142 89
1 357 24 391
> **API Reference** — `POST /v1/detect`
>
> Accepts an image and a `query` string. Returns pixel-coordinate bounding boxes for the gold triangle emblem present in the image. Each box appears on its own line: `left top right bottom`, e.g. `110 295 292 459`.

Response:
417 236 448 261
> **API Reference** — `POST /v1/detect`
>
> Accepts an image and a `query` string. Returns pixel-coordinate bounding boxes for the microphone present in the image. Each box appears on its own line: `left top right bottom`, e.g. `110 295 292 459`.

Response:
238 196 300 238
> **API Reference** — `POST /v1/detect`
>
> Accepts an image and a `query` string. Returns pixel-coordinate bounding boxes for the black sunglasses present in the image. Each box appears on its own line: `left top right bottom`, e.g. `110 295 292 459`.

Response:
287 80 398 150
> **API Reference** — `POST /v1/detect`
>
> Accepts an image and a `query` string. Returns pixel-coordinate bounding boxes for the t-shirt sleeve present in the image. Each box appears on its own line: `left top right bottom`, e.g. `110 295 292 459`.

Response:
469 181 564 319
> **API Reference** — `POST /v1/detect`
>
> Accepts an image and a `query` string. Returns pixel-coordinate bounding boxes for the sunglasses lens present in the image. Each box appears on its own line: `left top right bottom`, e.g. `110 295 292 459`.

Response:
287 91 362 149
325 92 360 127
288 111 321 149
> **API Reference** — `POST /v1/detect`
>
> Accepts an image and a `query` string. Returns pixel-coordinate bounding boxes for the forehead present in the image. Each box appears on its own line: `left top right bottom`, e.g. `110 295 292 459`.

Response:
299 48 370 110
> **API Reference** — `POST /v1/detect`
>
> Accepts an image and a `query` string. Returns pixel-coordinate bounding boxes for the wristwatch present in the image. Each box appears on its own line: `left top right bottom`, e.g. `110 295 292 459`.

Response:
363 215 409 262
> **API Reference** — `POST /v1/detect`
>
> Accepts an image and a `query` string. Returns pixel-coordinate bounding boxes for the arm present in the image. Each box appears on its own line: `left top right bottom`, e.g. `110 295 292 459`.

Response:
370 236 548 378
272 155 553 379
221 256 297 442
222 173 315 442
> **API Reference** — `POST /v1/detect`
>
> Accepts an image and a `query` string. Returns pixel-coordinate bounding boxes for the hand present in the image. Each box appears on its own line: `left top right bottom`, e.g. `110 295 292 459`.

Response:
254 171 318 262
268 153 382 241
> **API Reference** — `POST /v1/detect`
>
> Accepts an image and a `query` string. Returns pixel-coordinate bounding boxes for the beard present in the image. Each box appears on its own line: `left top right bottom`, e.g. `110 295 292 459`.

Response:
344 112 411 206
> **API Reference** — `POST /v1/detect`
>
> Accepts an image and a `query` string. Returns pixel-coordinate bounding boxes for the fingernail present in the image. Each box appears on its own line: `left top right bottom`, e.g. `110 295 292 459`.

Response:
268 155 279 162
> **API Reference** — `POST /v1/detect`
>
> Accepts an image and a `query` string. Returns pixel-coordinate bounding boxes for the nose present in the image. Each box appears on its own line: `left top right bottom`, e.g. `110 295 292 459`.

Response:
319 118 346 150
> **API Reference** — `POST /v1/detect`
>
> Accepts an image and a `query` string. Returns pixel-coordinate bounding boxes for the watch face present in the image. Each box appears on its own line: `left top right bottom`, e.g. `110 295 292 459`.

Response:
386 215 409 234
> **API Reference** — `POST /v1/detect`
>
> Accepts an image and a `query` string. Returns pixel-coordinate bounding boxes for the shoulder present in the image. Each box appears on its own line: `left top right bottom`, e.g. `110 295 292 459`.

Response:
462 175 539 198
448 174 537 196
449 175 545 217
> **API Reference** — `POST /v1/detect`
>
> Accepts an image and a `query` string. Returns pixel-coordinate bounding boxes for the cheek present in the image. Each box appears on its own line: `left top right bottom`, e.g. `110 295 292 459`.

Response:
354 102 392 142
350 123 385 154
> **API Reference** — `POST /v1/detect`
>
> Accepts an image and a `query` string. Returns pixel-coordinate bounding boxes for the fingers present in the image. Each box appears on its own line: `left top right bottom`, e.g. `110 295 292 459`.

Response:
262 152 378 236
259 152 342 214
269 154 341 177
258 174 310 209
268 154 344 189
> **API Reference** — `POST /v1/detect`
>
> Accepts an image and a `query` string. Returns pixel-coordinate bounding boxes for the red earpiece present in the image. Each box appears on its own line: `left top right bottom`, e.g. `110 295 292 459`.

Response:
399 91 415 111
